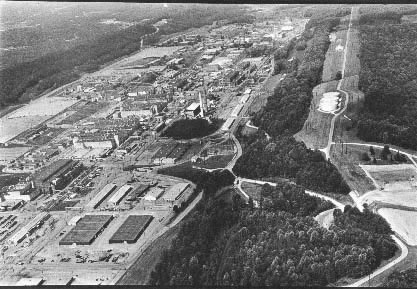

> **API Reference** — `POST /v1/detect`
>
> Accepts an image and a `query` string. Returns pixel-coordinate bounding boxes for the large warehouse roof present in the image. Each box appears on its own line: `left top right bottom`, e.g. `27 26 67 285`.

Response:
163 183 190 202
86 183 117 209
109 215 153 243
108 185 132 205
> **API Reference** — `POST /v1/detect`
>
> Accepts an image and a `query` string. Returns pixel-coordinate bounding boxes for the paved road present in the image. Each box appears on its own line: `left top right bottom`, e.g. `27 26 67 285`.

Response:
305 190 345 210
344 235 408 287
320 7 354 160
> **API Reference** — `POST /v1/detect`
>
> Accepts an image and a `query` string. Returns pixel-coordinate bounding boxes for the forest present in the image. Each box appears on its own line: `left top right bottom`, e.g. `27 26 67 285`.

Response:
384 267 417 288
162 119 221 140
150 180 396 286
0 5 251 109
234 14 350 194
356 9 417 150
0 24 155 108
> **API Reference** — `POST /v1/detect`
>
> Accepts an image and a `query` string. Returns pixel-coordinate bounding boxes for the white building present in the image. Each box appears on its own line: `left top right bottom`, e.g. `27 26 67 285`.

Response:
68 215 82 226
8 212 50 245
86 184 117 209
221 118 235 131
162 183 190 204
108 185 132 206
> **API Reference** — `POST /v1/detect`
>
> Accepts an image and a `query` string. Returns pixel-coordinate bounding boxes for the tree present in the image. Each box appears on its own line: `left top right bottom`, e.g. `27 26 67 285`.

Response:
335 71 342 80
369 146 375 156
381 145 391 160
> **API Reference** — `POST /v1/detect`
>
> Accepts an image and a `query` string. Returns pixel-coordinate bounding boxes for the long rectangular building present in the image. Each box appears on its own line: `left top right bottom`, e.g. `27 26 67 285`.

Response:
221 118 235 131
8 212 50 245
231 104 244 117
109 215 153 244
59 214 113 245
240 93 251 104
162 183 190 203
108 185 132 206
86 184 117 209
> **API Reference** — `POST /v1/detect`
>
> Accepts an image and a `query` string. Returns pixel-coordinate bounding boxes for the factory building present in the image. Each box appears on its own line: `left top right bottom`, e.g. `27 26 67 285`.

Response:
185 103 201 118
32 159 84 191
231 104 244 117
8 212 50 245
4 182 39 202
86 184 117 209
161 183 191 206
221 118 235 131
143 187 164 202
108 185 132 206
68 215 82 226
240 93 251 104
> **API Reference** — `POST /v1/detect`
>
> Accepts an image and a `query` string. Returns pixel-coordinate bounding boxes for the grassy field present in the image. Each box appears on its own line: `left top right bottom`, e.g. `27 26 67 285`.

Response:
246 74 281 115
294 80 338 149
332 143 412 166
329 144 376 194
116 225 180 285
241 181 263 201
322 29 347 82
366 165 416 186
343 28 361 78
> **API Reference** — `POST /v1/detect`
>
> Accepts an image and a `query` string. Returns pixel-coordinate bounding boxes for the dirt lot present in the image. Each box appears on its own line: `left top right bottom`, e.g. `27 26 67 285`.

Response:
295 80 338 149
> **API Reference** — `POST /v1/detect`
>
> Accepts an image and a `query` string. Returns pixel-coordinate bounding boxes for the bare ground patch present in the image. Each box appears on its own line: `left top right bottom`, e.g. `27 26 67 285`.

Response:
295 80 338 149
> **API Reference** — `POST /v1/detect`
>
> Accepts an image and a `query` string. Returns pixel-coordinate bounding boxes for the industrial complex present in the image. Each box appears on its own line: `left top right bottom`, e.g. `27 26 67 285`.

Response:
0 7 305 285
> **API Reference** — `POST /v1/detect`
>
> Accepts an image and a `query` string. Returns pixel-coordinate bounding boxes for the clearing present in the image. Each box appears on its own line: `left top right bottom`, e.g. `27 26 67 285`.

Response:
358 189 417 209
240 181 263 201
378 209 417 246
294 80 338 149
329 145 376 194
322 29 347 82
314 208 335 229
363 164 417 187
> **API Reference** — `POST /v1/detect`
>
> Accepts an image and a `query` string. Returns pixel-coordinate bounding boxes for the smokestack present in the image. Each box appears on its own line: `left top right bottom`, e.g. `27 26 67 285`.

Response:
199 91 204 117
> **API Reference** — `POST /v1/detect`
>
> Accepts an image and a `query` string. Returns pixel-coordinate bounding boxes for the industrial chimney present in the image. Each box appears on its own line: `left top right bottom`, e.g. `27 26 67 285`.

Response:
199 91 204 117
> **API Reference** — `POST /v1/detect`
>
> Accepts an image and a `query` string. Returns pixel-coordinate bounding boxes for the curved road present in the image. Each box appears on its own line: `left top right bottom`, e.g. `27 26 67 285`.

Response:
344 235 408 287
318 7 413 286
